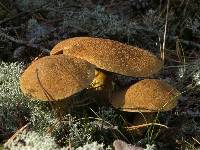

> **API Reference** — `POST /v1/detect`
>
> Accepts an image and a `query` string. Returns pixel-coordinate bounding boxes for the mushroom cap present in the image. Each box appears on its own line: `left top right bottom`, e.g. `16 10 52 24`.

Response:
20 55 95 101
51 37 163 77
110 79 181 112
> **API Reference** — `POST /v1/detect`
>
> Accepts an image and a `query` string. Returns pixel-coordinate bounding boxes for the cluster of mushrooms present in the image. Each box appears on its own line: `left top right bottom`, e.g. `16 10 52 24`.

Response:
20 37 181 117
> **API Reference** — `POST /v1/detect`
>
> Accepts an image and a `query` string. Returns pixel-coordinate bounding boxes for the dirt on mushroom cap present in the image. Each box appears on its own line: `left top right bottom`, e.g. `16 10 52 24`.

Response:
51 37 163 77
110 79 181 112
20 55 95 101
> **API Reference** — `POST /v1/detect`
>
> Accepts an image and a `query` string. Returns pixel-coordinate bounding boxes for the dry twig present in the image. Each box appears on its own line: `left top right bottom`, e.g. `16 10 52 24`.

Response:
126 123 168 130
0 30 50 53
4 123 29 147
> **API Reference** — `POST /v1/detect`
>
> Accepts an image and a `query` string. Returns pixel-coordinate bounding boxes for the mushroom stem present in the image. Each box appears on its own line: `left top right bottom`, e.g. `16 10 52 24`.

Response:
90 69 110 90
90 69 114 104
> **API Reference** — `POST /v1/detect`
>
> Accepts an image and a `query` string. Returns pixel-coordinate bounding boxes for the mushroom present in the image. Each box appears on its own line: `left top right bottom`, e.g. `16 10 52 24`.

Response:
20 54 95 101
20 54 96 116
110 79 181 132
110 79 181 112
51 37 163 77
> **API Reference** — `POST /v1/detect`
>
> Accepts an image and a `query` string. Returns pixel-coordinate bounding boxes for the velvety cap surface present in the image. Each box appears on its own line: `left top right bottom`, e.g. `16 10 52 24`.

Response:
110 79 181 112
51 37 163 77
20 55 95 101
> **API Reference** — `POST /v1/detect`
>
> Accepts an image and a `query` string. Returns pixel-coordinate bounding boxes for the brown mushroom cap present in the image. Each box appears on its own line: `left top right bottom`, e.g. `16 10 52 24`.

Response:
51 37 163 77
110 79 181 112
20 55 95 101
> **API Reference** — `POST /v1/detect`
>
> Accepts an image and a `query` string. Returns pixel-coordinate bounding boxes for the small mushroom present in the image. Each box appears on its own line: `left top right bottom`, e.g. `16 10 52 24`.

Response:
20 54 95 101
110 79 181 133
110 79 181 112
51 37 163 77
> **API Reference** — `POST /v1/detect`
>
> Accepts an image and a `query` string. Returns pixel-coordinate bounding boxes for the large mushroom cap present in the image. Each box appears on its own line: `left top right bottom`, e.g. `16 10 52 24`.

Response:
20 55 95 101
110 79 181 112
51 37 163 77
